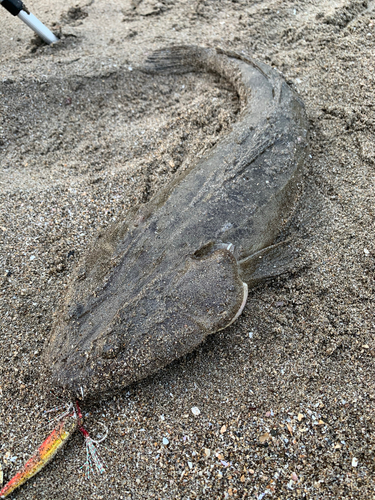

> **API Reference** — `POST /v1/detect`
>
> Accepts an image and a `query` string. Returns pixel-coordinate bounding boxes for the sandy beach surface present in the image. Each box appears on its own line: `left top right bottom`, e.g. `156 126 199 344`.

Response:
0 0 374 498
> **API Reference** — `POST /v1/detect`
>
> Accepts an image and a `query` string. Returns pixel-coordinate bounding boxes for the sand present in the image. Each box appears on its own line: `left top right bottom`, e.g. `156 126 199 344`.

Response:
0 0 374 498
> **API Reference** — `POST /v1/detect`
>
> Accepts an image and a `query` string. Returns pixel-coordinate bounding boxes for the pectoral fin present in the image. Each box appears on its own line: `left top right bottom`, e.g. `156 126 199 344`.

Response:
239 239 308 286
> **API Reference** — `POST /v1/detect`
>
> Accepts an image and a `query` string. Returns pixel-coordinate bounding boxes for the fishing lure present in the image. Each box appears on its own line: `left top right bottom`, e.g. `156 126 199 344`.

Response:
0 401 105 498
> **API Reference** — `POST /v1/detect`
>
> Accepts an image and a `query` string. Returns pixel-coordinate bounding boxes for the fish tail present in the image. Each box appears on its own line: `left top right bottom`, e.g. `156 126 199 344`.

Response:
142 45 248 103
143 45 204 74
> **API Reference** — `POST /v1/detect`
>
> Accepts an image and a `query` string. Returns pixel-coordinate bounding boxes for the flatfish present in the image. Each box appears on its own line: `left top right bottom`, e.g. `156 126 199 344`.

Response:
43 46 308 400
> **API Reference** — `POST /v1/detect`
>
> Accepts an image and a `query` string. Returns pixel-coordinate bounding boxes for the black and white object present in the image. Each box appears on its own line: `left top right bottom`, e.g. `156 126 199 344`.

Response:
1 0 59 44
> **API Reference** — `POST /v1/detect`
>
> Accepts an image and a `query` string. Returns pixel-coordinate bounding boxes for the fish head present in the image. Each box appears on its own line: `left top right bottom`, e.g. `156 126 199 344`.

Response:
43 233 247 401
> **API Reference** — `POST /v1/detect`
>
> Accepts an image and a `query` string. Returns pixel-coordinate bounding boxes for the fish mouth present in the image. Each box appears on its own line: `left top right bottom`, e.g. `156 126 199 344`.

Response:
218 281 248 331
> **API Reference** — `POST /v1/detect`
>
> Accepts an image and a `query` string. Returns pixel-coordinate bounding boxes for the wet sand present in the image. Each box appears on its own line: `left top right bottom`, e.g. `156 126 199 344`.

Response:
0 0 374 498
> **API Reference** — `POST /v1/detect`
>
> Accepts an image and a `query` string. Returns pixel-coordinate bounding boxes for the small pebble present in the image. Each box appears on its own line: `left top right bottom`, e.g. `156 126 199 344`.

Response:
191 406 200 416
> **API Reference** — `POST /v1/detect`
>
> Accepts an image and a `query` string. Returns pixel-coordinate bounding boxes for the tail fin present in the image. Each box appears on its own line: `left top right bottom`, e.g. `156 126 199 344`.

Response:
142 45 206 74
142 45 248 103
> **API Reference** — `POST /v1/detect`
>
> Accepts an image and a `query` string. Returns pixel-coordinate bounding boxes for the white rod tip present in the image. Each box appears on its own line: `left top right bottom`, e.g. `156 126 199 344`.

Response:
18 10 59 45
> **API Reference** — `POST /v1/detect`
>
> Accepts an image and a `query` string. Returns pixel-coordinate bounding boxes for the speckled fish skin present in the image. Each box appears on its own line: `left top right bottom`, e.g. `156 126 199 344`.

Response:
43 46 308 400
